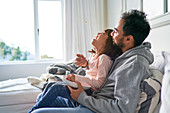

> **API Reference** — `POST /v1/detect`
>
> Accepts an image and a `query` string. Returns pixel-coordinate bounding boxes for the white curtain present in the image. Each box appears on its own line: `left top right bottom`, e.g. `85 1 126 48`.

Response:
64 0 105 61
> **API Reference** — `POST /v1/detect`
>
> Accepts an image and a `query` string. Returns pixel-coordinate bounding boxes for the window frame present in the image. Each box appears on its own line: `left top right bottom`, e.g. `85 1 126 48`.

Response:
142 0 170 29
121 0 170 29
34 0 65 62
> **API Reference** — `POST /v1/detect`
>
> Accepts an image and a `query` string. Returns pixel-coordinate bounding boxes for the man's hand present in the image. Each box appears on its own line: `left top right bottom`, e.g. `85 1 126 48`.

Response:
75 54 87 67
67 81 84 101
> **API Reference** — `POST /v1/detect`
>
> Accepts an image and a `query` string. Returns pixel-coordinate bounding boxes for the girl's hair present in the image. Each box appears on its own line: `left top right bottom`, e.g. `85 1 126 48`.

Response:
89 29 122 61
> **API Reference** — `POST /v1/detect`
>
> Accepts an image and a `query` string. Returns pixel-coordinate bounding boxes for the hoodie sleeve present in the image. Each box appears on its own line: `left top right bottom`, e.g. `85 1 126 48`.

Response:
77 62 146 113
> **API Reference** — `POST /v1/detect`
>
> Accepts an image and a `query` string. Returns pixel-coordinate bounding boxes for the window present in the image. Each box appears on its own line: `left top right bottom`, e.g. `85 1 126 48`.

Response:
143 0 164 19
0 0 63 63
0 0 35 62
37 0 63 60
143 0 170 19
125 0 170 19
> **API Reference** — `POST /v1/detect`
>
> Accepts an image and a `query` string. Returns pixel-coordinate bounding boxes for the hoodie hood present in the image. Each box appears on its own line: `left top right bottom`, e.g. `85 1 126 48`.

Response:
118 42 154 65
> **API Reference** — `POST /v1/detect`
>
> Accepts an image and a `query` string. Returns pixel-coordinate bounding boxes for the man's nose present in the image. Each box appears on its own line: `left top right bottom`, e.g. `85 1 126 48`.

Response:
111 31 114 37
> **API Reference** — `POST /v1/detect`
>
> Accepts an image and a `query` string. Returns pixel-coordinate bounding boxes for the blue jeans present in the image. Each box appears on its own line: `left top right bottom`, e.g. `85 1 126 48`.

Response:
36 82 57 102
29 82 94 113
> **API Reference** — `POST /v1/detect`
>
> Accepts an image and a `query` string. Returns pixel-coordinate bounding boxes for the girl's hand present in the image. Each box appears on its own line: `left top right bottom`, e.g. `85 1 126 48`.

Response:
75 54 87 67
66 74 75 82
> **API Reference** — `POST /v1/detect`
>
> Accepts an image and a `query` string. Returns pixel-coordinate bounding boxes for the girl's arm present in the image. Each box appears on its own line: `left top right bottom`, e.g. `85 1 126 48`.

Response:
75 54 113 89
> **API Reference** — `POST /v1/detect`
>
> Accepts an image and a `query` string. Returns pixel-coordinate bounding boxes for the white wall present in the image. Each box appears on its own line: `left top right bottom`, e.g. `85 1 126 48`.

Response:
146 24 170 53
146 12 170 53
0 63 50 81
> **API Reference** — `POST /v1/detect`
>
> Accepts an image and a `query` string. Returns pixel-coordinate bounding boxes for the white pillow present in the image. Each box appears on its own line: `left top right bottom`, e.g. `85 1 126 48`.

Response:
160 52 170 113
162 51 170 65
150 51 166 74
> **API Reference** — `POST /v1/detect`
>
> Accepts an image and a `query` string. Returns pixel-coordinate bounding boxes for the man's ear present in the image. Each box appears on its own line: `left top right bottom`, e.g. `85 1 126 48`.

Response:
124 35 135 47
122 35 135 52
126 35 133 41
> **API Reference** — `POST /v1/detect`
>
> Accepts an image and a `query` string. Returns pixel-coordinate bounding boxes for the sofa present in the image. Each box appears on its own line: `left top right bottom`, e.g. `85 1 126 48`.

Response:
0 51 169 113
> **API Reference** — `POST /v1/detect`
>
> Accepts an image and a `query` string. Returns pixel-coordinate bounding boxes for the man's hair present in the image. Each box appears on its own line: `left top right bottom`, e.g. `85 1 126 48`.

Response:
121 10 151 46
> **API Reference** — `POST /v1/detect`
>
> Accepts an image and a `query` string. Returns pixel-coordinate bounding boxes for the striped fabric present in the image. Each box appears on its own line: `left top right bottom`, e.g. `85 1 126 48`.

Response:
135 68 163 113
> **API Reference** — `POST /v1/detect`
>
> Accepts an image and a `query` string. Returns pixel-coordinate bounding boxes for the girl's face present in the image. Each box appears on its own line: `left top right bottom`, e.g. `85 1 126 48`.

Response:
91 31 108 52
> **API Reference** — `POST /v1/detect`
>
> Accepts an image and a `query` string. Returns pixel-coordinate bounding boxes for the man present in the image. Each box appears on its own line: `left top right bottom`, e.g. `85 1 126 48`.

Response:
32 10 153 113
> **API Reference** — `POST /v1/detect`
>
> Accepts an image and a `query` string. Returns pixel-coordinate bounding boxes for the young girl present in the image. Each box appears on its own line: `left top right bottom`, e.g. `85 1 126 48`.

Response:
28 29 122 113
66 29 122 90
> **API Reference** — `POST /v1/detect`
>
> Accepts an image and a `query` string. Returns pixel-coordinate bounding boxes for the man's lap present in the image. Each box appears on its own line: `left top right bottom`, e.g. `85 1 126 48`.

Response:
32 83 94 113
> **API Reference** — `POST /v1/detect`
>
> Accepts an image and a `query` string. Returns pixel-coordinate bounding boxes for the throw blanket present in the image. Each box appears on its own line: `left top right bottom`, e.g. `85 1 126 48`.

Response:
28 62 86 90
46 62 86 76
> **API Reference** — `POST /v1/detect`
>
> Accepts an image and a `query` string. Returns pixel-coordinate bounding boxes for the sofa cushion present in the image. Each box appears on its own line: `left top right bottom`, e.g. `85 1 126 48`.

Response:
135 68 163 113
0 78 41 105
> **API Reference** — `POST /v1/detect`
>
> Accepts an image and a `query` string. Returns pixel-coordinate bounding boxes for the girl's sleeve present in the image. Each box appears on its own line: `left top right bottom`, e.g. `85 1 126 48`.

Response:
75 54 113 88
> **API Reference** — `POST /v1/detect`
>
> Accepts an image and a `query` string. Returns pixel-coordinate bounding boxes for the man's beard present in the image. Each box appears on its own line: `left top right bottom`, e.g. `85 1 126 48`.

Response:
113 37 125 50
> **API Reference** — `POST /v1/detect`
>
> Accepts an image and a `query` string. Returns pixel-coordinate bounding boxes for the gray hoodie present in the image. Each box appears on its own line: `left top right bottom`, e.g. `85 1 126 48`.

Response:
77 42 154 113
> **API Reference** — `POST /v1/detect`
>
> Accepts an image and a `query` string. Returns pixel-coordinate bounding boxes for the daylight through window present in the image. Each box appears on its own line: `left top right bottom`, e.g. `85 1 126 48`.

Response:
0 0 63 62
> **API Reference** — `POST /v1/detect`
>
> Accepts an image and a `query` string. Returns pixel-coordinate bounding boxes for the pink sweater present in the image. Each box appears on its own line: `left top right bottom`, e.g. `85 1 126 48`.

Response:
75 54 113 90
